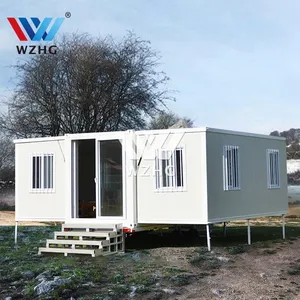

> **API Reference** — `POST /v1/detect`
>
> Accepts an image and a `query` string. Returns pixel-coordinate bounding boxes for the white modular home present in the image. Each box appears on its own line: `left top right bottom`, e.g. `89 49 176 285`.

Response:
14 128 288 256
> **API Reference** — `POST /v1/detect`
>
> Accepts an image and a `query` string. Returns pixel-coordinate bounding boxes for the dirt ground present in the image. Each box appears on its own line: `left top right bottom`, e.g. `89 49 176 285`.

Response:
149 242 300 300
288 204 300 216
0 211 47 226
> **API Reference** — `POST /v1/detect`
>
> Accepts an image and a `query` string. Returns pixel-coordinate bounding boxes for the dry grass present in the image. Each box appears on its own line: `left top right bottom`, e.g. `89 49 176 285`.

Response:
0 211 47 226
288 204 300 216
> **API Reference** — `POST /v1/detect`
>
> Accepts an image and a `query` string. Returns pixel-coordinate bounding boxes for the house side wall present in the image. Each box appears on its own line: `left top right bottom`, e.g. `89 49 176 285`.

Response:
136 131 207 224
206 132 288 222
15 139 66 221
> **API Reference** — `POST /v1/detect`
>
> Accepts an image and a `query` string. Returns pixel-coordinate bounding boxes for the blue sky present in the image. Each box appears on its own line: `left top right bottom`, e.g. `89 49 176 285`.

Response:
0 1 300 134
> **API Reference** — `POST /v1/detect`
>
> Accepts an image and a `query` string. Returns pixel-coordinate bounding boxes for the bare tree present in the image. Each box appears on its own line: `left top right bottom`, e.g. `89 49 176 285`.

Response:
148 111 193 129
0 135 14 181
0 32 173 137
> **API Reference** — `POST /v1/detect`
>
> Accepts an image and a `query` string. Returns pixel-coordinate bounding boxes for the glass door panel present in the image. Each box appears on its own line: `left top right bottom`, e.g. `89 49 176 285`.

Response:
99 140 123 216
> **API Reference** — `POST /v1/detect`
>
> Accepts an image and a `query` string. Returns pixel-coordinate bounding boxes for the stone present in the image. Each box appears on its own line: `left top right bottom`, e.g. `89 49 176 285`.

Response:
162 288 177 295
82 282 95 287
35 270 52 282
129 286 137 298
217 256 230 262
22 270 35 279
5 297 12 300
260 273 267 279
34 277 71 295
131 253 140 261
212 289 224 296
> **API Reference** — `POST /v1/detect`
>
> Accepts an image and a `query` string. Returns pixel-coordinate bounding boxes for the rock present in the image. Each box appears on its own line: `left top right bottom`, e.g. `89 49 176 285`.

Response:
162 288 177 295
35 270 52 282
129 286 137 297
34 277 71 295
212 289 224 296
131 253 140 261
260 273 267 279
217 256 230 262
22 270 35 279
82 282 96 287
5 297 12 300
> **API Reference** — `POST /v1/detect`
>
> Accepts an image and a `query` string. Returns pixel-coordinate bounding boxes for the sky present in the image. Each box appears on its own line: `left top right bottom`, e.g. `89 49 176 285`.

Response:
0 1 300 134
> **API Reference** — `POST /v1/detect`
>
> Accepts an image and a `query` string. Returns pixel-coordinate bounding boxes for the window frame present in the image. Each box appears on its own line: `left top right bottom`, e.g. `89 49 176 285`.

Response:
266 149 280 189
30 153 55 193
154 147 186 192
223 145 241 191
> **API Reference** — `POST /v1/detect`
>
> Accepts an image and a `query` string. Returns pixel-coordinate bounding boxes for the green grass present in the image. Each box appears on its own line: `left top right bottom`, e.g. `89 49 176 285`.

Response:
1 222 300 299
227 245 247 255
189 248 221 270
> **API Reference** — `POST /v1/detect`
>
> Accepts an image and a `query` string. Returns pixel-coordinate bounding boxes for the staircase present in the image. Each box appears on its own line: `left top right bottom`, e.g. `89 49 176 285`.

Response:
38 223 124 257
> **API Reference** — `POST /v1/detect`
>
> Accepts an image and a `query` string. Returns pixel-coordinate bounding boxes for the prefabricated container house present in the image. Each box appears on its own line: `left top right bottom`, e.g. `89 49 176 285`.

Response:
14 128 288 256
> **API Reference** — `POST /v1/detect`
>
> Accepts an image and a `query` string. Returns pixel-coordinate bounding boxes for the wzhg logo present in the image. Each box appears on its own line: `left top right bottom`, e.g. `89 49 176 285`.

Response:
7 17 66 54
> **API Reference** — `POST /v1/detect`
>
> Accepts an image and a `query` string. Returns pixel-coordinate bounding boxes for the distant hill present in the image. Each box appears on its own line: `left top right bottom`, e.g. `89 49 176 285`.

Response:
270 128 300 159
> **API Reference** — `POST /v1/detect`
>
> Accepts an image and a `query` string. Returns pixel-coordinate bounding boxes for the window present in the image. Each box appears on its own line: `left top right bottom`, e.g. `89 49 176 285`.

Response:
155 148 184 191
267 149 280 188
223 145 240 191
31 154 54 191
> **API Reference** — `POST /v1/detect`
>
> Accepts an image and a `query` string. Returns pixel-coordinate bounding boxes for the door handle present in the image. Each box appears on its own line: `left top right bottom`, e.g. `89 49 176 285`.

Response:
93 206 96 212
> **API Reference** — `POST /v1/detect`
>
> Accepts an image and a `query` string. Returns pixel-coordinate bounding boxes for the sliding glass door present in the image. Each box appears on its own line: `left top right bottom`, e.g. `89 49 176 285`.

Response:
98 140 123 217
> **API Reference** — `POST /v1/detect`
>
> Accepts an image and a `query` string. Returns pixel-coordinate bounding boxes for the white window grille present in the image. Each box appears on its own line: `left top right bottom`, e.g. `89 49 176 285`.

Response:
223 145 240 191
31 154 54 192
155 148 185 191
267 149 280 188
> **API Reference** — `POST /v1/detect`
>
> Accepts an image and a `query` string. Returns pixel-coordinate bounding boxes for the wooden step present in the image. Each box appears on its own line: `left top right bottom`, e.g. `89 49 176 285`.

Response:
62 223 123 231
54 231 120 239
38 247 103 257
38 223 125 257
46 239 110 248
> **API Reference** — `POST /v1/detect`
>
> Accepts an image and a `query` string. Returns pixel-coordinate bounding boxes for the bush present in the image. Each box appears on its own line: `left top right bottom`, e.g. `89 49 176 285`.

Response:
0 201 15 211
227 246 246 255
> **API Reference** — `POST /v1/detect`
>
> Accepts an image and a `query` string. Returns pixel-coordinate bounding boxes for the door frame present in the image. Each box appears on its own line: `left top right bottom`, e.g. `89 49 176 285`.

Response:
95 137 126 220
68 132 127 222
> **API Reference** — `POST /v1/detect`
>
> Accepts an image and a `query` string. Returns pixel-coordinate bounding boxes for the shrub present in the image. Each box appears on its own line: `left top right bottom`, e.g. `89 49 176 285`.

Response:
227 246 246 255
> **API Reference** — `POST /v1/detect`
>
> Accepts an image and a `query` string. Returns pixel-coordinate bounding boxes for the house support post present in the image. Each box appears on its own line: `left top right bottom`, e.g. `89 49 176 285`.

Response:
122 232 126 253
223 222 227 237
247 219 251 245
14 221 18 245
282 214 285 239
206 224 211 251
